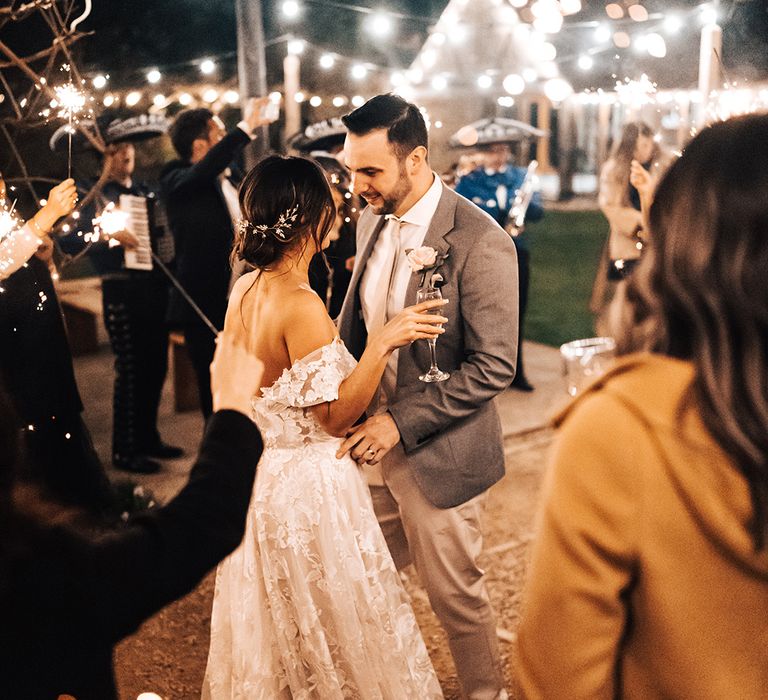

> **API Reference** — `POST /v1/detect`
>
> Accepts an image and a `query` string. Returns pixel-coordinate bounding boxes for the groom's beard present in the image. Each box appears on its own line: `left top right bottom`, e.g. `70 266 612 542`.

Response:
364 162 412 216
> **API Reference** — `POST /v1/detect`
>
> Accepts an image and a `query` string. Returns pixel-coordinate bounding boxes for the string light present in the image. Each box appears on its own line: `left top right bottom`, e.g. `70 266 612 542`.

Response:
594 24 612 43
319 53 335 69
503 74 526 95
365 12 394 38
664 15 683 34
146 69 161 84
628 4 649 22
202 88 219 103
476 74 493 89
287 39 306 55
92 74 108 89
200 59 216 75
281 0 301 19
350 64 367 80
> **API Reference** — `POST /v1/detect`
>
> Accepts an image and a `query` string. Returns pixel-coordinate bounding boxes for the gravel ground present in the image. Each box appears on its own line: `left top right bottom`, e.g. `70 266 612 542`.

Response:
113 431 553 700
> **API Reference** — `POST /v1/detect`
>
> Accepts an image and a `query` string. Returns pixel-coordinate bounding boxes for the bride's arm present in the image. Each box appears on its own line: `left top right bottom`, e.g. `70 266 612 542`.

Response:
283 291 445 438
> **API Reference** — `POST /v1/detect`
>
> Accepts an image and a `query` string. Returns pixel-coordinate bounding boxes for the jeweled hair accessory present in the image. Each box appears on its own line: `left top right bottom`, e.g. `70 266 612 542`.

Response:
238 204 300 242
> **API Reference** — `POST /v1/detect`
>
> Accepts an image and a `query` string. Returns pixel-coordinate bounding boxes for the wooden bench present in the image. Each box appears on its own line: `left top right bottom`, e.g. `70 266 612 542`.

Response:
168 331 201 413
56 277 104 357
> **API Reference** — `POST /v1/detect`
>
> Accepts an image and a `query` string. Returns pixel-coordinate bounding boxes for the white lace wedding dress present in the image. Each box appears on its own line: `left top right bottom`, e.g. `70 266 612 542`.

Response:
202 337 443 699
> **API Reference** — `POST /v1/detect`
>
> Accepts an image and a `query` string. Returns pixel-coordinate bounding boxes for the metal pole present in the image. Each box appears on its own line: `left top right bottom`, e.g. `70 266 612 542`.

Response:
235 0 269 165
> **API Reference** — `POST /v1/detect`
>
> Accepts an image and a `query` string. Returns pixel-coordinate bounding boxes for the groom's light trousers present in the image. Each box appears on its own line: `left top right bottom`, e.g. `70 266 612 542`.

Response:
378 444 506 700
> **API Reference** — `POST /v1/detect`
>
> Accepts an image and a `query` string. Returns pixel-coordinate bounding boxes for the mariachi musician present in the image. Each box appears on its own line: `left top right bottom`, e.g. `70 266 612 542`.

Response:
454 118 544 392
57 114 183 474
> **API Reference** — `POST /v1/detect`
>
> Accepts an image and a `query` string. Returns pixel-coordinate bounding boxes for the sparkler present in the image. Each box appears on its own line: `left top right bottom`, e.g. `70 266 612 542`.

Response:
92 202 129 244
49 65 89 179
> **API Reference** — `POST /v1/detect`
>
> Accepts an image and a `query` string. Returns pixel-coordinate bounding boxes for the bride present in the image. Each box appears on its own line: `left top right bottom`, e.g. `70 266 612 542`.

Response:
202 155 446 699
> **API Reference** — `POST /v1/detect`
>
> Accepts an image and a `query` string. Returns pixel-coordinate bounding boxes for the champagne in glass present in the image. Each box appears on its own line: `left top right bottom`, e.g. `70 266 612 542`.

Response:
416 286 450 383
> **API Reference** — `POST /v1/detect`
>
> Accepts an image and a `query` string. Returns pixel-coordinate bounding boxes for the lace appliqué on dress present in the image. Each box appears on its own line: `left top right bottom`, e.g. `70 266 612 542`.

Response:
203 337 442 700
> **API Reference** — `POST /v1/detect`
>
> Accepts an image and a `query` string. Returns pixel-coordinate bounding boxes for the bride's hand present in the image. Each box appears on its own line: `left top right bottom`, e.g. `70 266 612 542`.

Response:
210 334 264 415
369 299 448 354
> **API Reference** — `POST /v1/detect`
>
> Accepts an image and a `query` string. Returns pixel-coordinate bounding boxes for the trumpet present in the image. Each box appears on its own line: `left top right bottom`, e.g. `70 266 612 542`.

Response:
504 160 538 237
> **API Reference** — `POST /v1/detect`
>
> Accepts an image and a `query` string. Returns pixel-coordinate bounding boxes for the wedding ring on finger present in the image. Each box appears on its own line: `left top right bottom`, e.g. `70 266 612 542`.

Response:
363 448 376 462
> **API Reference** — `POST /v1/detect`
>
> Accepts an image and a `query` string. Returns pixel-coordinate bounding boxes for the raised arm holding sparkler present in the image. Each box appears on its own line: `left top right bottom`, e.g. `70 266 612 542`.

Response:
0 177 78 281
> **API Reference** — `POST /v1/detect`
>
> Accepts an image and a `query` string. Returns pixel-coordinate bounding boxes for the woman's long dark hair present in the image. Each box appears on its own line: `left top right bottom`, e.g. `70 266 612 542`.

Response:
608 121 660 207
615 114 768 550
231 155 335 270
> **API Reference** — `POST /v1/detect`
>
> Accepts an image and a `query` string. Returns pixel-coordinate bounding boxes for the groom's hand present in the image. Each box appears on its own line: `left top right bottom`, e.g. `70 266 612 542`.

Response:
336 414 400 465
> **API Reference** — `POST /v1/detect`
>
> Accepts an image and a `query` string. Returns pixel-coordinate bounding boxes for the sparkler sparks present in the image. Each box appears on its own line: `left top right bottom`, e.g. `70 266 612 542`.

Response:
92 202 129 240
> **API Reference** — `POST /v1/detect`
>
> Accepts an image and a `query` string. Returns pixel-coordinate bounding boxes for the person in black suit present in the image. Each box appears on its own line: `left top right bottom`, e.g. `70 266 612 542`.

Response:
161 98 273 418
0 335 264 700
61 125 183 475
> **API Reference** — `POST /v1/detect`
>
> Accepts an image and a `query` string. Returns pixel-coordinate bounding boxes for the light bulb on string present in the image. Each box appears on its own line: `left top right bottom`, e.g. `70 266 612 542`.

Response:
664 15 682 34
477 74 493 89
365 12 394 38
594 24 612 43
287 39 305 55
281 1 301 19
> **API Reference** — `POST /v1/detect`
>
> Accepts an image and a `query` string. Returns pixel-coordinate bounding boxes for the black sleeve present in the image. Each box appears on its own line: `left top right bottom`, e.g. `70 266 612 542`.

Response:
70 409 263 642
161 128 251 195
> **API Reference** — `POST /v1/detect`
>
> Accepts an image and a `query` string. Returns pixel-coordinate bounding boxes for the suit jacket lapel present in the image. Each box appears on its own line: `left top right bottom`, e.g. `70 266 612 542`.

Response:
403 183 456 307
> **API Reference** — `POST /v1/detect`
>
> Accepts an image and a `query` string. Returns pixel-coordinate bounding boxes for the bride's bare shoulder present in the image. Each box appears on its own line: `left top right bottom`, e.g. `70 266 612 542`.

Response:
229 270 260 303
282 285 330 325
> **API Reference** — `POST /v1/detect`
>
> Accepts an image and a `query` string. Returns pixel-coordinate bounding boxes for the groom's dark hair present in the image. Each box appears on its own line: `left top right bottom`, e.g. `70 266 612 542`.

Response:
342 93 428 160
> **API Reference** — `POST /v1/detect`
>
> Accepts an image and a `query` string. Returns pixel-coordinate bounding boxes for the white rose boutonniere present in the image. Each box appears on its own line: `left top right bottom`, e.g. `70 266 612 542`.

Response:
405 246 437 272
405 246 449 288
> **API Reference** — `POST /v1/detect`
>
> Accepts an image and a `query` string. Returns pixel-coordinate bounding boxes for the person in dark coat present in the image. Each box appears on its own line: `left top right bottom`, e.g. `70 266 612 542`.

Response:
0 335 264 700
160 98 273 418
0 175 114 514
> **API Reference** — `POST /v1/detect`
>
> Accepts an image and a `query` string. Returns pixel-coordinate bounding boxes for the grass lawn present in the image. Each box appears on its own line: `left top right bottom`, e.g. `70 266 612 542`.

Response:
524 209 608 348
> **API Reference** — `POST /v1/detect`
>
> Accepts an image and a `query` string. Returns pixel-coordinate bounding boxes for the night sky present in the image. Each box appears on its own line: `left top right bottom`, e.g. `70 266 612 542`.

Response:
4 0 768 92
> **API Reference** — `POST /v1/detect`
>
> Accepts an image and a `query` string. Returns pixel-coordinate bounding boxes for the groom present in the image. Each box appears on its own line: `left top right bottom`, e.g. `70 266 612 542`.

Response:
337 94 518 700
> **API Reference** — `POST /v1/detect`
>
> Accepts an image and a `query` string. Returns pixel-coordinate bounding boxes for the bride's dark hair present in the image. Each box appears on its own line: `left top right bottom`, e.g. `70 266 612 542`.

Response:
232 155 335 270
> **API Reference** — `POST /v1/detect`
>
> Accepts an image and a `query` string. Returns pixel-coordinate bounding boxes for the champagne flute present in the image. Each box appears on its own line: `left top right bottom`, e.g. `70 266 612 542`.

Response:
416 286 450 383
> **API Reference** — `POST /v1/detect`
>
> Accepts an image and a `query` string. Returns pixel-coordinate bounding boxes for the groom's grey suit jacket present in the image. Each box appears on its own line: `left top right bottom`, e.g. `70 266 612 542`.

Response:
337 182 519 509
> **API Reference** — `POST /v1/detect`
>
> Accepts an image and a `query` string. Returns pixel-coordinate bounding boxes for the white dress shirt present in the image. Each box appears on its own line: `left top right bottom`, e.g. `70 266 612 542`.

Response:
360 173 443 403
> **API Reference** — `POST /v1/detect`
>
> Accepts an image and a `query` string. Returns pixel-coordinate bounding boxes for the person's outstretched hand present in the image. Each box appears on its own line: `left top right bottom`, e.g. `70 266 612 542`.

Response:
210 334 264 416
244 95 279 132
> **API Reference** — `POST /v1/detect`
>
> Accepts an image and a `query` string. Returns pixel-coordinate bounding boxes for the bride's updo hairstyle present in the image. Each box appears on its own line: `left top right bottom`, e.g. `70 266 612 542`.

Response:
233 155 335 269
